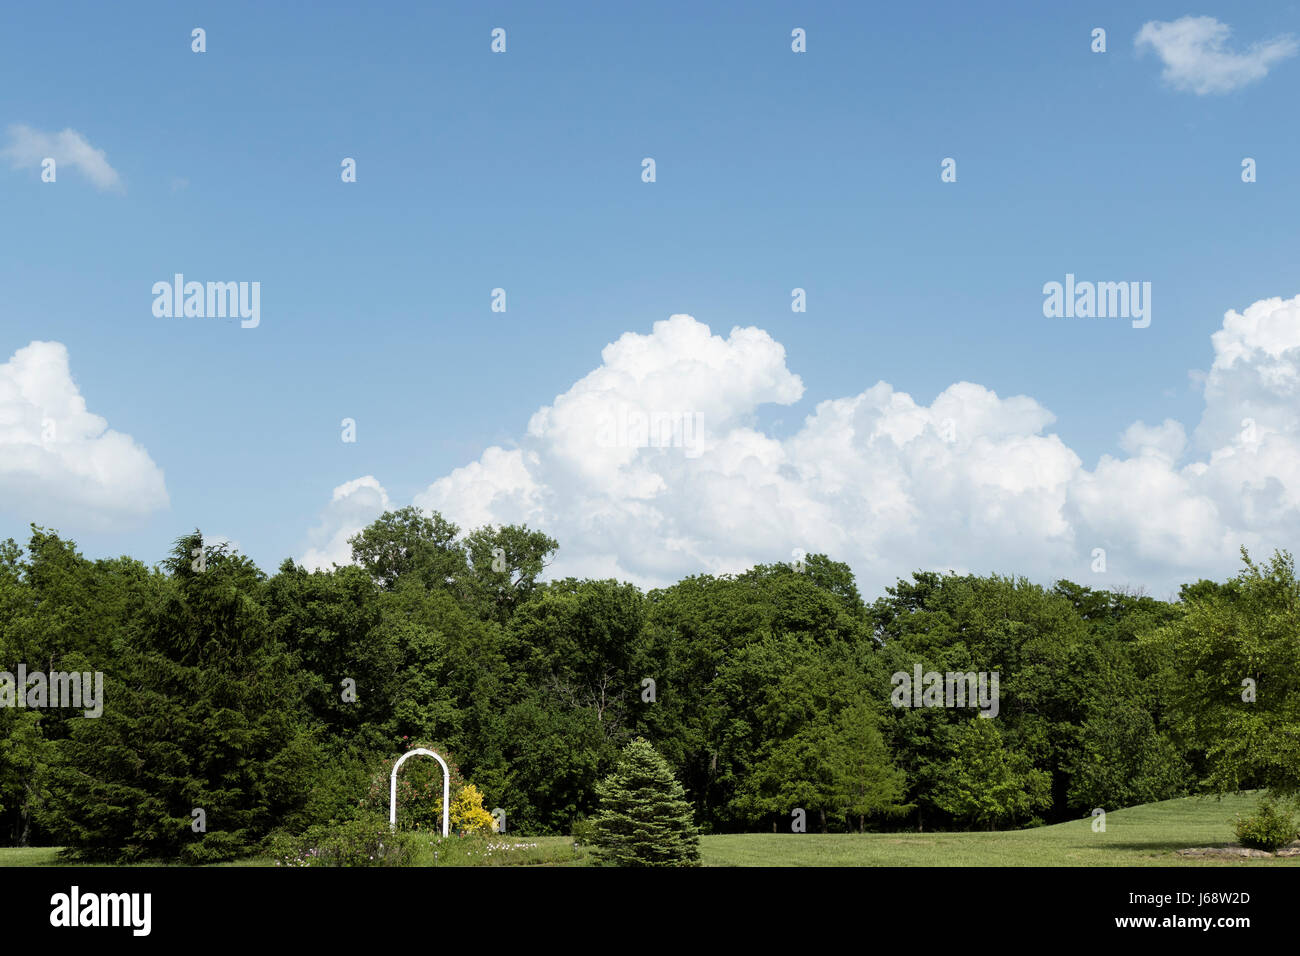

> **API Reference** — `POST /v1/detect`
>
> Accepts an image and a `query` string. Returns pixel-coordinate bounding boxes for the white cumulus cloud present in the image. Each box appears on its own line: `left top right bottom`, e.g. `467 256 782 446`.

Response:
304 297 1300 597
0 341 168 528
300 475 392 571
1136 16 1297 94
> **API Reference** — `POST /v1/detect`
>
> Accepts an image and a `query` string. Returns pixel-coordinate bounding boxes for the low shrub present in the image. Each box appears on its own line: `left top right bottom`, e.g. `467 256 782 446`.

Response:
268 815 419 867
1234 796 1298 852
570 816 596 847
449 783 497 835
179 830 250 865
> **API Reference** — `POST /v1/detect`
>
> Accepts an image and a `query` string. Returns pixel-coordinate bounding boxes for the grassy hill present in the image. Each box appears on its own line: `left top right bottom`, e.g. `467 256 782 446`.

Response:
701 793 1298 866
2 793 1295 867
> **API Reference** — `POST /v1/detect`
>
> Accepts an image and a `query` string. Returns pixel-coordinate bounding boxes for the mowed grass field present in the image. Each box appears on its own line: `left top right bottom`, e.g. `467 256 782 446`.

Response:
701 793 1298 867
2 793 1294 867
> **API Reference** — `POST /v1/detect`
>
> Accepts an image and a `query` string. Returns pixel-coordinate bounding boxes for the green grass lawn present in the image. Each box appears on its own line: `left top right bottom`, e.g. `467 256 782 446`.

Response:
3 793 1294 867
0 836 590 868
701 793 1298 867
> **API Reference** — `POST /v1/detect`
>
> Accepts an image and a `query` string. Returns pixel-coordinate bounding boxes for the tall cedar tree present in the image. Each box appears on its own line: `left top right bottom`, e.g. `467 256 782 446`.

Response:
38 533 322 862
590 737 700 866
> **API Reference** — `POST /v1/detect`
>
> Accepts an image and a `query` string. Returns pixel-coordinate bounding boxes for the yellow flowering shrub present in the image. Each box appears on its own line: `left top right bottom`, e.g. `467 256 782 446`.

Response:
448 783 497 835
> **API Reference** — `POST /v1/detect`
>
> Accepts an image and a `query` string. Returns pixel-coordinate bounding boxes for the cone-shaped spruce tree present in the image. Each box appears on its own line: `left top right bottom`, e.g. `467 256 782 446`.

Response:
590 737 700 866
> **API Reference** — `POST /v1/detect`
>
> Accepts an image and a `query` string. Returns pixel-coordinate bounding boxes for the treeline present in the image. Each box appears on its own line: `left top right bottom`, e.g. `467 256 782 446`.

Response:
0 509 1295 861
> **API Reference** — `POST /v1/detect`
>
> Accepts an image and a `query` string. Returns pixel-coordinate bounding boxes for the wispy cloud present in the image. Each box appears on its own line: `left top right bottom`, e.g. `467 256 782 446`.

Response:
1135 16 1297 94
1 124 124 192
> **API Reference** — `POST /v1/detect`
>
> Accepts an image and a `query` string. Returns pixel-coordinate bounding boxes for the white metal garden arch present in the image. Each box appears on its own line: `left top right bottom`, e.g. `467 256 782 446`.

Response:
389 748 450 837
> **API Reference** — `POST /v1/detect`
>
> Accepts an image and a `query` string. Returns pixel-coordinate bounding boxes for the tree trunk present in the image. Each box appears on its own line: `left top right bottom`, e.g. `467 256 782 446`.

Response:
18 794 32 846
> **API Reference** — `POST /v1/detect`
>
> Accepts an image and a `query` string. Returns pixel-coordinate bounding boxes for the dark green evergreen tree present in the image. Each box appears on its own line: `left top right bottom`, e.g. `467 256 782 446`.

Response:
37 532 323 862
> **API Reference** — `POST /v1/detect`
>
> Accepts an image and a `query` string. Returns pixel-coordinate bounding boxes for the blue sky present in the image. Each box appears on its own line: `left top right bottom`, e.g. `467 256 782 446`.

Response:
3 1 1299 597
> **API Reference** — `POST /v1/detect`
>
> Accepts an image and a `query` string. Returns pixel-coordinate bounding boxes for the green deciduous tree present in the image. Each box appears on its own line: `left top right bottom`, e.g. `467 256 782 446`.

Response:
348 507 466 592
931 718 1052 830
462 524 558 622
1144 549 1300 798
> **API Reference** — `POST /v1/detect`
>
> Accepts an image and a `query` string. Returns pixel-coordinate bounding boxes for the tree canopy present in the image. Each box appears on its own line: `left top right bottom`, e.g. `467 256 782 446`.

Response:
0 514 1290 859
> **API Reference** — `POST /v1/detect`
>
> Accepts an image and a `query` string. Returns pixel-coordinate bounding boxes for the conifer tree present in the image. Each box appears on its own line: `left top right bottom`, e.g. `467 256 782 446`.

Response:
590 737 700 866
38 532 322 862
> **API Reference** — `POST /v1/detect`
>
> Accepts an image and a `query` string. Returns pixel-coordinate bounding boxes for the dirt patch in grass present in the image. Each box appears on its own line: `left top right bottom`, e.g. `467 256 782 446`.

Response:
1178 840 1300 859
